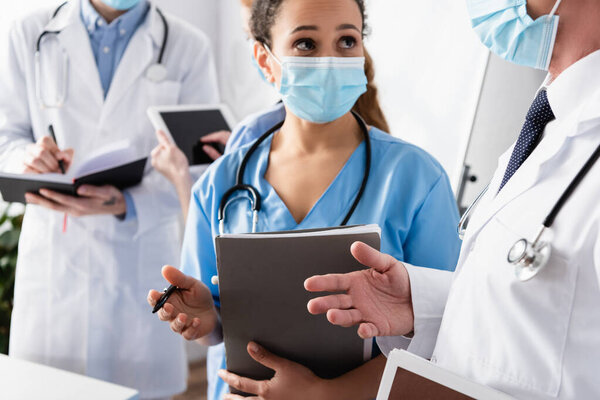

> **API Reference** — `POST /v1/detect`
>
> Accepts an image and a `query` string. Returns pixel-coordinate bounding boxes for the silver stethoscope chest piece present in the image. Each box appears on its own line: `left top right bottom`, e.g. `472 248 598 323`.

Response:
508 234 552 282
146 64 167 83
458 142 600 283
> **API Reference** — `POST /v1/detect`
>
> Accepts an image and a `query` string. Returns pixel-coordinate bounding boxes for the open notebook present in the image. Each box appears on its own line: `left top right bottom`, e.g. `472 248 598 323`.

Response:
0 140 147 203
215 224 381 395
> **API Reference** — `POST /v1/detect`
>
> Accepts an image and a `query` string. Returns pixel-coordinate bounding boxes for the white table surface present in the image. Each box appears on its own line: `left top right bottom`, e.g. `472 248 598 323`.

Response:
0 354 139 400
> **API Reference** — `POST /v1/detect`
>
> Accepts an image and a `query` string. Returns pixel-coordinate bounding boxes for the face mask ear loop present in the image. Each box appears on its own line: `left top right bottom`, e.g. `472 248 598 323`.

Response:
547 0 562 21
263 43 282 66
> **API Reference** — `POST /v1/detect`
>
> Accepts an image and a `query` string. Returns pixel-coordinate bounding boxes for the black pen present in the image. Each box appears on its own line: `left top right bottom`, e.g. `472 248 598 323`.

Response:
152 284 179 314
48 125 65 174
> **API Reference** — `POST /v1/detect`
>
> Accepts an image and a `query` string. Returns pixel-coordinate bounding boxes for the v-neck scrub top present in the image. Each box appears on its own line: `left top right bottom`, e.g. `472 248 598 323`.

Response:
181 127 462 400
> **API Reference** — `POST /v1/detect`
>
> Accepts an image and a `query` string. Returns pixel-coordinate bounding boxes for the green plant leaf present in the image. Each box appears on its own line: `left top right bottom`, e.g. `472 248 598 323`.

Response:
0 208 22 355
0 206 10 226
0 229 20 249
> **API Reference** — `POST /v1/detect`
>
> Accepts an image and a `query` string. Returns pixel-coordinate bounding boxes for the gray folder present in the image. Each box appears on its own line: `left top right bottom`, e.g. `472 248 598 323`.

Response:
215 225 381 389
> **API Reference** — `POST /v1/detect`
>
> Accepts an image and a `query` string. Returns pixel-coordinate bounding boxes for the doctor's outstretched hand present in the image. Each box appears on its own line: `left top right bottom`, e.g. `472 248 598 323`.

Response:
148 266 218 341
305 241 414 339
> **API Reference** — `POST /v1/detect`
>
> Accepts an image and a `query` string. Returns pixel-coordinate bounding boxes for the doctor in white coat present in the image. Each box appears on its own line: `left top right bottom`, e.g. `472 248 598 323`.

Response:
306 0 600 398
0 0 219 398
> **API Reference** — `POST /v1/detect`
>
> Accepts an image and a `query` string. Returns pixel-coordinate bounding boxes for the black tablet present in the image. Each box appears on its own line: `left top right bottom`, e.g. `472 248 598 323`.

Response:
147 104 236 165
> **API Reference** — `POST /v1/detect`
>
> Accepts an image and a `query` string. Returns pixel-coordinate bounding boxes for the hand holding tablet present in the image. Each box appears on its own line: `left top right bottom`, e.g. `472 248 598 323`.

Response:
147 104 237 165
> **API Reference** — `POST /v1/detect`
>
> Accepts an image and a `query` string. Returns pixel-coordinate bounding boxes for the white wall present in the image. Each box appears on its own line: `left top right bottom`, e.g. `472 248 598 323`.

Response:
0 0 59 56
365 0 489 190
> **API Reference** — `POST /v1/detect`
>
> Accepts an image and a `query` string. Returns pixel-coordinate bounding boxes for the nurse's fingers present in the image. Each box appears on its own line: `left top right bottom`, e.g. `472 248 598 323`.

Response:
202 145 222 161
350 241 399 273
147 289 162 307
326 308 363 328
157 302 176 321
304 272 351 293
162 265 198 290
181 318 203 341
246 342 290 371
218 369 264 396
306 294 352 315
170 313 191 334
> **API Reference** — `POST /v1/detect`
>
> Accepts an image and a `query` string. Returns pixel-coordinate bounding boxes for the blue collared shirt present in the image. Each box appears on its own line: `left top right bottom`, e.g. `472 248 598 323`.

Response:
80 0 148 220
80 0 149 97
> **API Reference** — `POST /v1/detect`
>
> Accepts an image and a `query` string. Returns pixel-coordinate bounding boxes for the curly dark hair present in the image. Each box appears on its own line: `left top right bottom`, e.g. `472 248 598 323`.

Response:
250 0 367 47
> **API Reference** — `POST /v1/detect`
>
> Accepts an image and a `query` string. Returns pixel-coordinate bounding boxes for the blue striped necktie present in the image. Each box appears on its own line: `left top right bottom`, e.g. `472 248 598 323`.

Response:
499 90 555 192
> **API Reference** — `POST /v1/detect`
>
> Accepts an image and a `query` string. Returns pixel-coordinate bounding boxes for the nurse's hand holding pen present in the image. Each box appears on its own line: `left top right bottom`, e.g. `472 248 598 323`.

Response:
305 241 415 339
147 266 218 342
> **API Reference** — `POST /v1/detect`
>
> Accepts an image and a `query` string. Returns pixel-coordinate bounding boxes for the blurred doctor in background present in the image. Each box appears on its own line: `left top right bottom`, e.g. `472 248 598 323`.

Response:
0 0 218 398
307 0 600 398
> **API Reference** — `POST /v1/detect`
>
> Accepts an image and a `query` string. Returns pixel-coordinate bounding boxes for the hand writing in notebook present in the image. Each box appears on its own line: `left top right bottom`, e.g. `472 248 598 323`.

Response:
22 136 74 174
24 185 126 217
147 265 218 342
305 241 414 339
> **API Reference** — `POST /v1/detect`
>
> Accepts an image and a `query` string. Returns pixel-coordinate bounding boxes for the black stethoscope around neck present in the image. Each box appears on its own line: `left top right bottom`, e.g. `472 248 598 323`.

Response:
458 142 600 282
218 111 372 235
35 1 169 108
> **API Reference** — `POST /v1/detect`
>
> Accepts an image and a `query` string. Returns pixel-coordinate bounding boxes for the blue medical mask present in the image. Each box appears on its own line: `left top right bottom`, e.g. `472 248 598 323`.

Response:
100 0 141 11
466 0 562 70
266 46 367 124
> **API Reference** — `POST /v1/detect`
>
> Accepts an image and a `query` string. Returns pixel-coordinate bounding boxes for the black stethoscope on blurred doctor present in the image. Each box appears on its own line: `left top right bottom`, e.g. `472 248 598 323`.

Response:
35 1 169 109
458 143 600 282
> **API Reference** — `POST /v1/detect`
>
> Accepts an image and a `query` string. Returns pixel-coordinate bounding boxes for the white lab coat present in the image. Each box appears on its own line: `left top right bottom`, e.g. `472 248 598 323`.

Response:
0 1 219 398
378 50 600 399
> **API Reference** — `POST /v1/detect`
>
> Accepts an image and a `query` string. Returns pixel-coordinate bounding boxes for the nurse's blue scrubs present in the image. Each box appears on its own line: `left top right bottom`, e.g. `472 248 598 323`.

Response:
224 102 285 154
181 127 461 400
